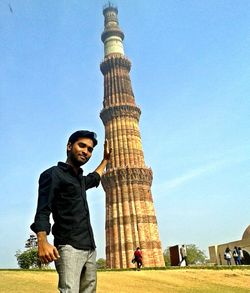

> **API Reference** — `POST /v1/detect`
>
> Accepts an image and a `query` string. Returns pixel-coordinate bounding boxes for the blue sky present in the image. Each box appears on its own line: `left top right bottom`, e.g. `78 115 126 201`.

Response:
1 0 249 268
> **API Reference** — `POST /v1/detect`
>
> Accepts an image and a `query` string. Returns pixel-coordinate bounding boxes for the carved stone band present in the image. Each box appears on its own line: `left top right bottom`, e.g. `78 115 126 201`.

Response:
100 55 131 74
106 215 157 227
100 105 141 124
101 166 153 188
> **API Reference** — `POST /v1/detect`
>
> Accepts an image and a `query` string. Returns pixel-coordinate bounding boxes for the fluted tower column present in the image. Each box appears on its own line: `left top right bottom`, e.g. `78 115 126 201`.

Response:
100 4 165 268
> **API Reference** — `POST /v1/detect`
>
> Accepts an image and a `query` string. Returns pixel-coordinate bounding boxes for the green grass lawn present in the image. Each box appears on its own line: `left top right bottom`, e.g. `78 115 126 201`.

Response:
0 268 250 293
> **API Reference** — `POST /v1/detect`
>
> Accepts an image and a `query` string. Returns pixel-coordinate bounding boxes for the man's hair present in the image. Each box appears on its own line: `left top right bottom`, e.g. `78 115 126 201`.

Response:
68 130 98 147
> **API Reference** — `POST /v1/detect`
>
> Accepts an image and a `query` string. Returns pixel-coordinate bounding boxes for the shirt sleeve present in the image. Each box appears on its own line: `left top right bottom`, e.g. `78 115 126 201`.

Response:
84 171 101 190
30 169 55 234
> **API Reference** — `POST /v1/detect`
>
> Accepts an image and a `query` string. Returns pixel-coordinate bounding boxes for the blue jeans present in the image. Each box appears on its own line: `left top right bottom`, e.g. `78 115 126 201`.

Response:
55 245 97 293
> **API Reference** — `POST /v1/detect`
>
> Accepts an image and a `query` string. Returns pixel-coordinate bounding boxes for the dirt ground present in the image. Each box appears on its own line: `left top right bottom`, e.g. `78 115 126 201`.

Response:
0 268 250 293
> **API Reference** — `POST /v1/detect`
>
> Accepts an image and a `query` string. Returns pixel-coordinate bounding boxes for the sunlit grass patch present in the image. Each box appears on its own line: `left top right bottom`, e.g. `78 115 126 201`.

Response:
0 268 250 293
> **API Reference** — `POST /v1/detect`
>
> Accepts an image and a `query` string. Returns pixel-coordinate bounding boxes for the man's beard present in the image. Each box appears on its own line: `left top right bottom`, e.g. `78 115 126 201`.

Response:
70 152 89 167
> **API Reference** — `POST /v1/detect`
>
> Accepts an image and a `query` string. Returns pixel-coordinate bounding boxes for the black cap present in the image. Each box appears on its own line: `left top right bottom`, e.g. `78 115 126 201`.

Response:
68 130 98 147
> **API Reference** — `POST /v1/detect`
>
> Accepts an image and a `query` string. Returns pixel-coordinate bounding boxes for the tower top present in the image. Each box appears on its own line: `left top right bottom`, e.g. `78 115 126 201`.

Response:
101 3 124 57
103 2 118 15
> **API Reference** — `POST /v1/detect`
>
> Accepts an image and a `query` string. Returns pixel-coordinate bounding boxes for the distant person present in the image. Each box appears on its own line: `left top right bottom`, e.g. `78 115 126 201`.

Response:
238 247 244 265
233 246 240 265
224 247 232 265
30 130 112 293
134 247 143 270
179 245 188 266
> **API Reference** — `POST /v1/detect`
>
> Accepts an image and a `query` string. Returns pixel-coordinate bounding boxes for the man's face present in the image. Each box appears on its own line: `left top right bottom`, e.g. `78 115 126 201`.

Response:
67 137 94 167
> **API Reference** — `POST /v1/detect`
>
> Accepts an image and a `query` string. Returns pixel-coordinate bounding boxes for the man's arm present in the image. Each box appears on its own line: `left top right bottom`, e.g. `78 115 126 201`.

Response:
30 170 59 263
94 139 112 177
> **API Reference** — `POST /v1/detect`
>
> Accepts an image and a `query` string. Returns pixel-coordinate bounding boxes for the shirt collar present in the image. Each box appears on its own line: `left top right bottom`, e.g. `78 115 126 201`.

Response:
58 162 83 176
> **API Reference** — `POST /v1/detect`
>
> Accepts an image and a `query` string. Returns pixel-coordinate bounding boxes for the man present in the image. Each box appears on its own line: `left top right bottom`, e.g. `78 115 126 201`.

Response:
30 130 112 293
133 247 142 271
179 244 188 266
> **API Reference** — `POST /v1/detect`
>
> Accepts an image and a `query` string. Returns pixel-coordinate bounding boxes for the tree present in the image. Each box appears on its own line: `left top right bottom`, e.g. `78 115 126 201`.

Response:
15 234 47 269
186 244 207 265
163 248 171 266
15 247 41 269
96 258 106 269
25 234 37 249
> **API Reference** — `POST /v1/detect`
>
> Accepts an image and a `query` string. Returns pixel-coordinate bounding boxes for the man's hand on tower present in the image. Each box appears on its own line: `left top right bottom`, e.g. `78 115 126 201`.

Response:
103 139 112 161
94 139 112 176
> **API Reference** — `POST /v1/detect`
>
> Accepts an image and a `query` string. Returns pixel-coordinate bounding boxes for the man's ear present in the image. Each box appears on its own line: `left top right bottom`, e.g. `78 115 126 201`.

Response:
67 142 72 152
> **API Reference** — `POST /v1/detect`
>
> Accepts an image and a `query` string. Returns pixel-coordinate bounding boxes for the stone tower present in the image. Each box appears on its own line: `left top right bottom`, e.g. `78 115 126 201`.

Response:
100 4 165 269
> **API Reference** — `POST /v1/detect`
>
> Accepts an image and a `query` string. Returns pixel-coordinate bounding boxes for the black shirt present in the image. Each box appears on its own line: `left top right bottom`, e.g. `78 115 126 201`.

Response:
30 162 101 250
